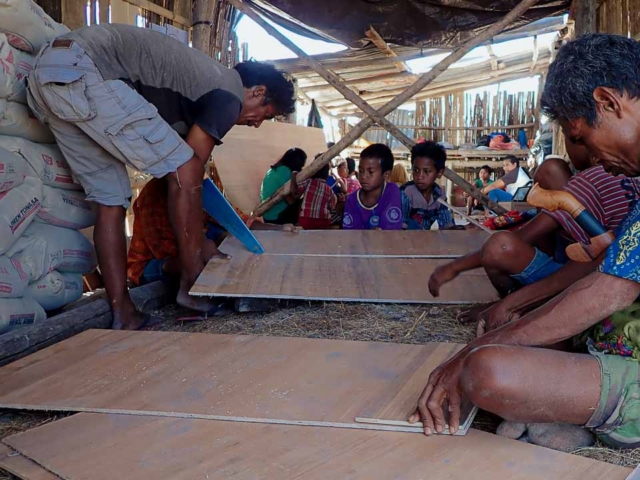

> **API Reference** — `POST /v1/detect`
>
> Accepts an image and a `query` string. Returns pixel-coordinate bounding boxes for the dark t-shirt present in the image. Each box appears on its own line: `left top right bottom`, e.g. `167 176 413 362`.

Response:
63 24 244 144
501 167 519 186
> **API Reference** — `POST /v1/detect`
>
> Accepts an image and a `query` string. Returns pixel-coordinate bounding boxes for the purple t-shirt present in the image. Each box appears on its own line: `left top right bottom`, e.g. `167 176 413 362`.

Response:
342 182 403 230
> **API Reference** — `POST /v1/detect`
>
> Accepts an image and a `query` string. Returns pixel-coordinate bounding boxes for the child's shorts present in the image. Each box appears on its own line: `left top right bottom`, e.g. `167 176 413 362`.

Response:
586 346 640 448
510 248 564 286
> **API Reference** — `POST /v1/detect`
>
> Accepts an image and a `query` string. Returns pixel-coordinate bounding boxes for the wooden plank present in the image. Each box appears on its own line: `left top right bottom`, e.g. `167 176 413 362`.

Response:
0 330 470 427
0 281 170 367
121 0 192 25
191 254 497 303
3 413 631 480
221 230 489 258
212 122 327 214
0 443 57 480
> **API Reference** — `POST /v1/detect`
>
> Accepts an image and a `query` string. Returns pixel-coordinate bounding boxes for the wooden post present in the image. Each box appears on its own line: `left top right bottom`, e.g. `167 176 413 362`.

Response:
192 0 216 52
242 0 539 216
574 0 597 35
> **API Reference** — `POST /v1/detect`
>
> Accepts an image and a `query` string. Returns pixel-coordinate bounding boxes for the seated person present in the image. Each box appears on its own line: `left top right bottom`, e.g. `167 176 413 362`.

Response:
291 164 337 230
336 157 361 194
343 143 402 231
128 177 284 287
429 146 640 330
389 163 408 186
400 141 455 231
466 165 494 215
482 155 531 203
260 147 307 225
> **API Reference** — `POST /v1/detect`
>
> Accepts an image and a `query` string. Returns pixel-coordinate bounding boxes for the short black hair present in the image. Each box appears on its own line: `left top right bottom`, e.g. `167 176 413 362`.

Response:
313 163 331 180
346 157 356 174
541 34 640 126
360 143 394 173
504 155 519 166
410 141 446 170
234 61 296 115
480 164 493 175
272 147 307 171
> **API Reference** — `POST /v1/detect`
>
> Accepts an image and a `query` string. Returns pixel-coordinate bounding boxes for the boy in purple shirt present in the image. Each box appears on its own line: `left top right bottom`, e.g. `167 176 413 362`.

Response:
342 144 403 230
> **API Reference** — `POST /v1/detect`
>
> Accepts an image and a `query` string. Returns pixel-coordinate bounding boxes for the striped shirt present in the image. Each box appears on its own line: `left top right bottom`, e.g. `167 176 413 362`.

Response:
544 166 640 244
296 178 337 221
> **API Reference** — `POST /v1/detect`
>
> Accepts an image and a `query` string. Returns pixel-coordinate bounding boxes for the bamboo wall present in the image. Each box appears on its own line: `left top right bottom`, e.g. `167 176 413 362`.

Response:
597 0 640 37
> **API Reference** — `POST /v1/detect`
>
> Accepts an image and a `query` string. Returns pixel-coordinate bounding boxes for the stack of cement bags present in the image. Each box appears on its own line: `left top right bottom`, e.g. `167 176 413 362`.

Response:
0 1 98 334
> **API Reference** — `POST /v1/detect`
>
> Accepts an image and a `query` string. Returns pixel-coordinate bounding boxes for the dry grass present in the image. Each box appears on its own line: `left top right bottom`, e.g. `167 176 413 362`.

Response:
1 301 638 476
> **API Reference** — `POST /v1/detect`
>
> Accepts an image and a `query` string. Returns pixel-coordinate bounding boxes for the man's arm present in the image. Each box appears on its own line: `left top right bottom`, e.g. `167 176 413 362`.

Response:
186 124 217 164
482 179 505 194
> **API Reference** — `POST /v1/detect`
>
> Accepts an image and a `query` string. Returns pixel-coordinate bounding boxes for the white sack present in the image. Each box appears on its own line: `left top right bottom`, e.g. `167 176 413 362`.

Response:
0 0 69 53
7 222 96 280
25 270 82 310
0 255 29 298
0 297 46 334
0 135 82 189
0 145 26 192
36 185 97 229
0 33 34 103
0 100 55 143
0 175 42 254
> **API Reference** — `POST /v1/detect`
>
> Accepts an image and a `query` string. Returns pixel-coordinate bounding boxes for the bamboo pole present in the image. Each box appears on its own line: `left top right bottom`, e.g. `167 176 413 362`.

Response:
239 0 540 216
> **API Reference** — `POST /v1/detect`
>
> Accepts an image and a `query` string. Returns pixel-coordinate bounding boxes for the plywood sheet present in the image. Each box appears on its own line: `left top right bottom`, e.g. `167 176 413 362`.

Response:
224 229 489 257
3 413 631 480
191 252 497 303
0 330 469 429
0 443 56 480
212 122 327 214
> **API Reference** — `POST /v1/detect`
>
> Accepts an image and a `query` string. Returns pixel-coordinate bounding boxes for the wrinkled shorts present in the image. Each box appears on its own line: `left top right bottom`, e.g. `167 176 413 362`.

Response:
586 345 640 448
510 248 564 286
27 40 194 208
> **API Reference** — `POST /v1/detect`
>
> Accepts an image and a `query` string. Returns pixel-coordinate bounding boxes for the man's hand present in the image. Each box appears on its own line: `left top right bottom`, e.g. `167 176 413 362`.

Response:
202 238 230 262
408 355 465 435
282 224 302 233
428 264 459 297
477 302 519 337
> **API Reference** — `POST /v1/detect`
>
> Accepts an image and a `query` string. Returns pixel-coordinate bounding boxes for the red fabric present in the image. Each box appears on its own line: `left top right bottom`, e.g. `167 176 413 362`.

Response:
345 177 361 194
544 166 640 244
296 178 337 221
299 217 332 230
489 135 519 150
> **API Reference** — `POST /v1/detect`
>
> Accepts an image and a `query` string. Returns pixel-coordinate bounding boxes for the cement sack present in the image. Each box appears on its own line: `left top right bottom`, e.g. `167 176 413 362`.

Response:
25 270 82 311
7 222 96 280
0 135 82 190
0 145 27 192
0 100 55 143
0 175 42 255
0 33 34 104
0 297 46 334
0 255 29 298
36 185 97 229
0 0 69 53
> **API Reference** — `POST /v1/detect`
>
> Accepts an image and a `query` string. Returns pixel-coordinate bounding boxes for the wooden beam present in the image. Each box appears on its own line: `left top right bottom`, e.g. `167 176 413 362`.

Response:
245 0 540 216
365 26 410 73
530 35 539 72
368 122 536 131
122 0 192 25
574 0 597 35
486 44 499 71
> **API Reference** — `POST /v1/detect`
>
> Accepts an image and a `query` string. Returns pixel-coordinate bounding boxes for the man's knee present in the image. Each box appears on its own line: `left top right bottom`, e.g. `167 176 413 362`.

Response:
460 345 513 408
481 232 522 269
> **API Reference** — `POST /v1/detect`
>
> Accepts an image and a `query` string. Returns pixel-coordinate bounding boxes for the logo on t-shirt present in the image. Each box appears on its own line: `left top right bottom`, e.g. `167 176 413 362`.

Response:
343 213 353 227
386 207 401 223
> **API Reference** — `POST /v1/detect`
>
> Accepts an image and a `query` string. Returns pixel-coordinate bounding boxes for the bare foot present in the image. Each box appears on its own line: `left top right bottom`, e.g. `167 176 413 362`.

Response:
457 302 496 323
176 288 220 314
111 309 147 330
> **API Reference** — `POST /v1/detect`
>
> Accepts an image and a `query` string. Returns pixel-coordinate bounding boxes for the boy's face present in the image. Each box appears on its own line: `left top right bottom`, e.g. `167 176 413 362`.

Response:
358 157 388 192
337 163 348 178
412 157 442 192
480 168 490 181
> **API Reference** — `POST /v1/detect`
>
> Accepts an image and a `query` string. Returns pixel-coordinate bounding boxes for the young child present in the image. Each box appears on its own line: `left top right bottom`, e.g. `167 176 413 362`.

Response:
401 141 455 230
291 163 337 230
343 143 402 230
337 157 361 194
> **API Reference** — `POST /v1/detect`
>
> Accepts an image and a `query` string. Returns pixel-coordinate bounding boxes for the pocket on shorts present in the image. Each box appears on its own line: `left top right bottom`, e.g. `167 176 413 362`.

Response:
595 382 640 447
105 102 184 172
33 68 96 122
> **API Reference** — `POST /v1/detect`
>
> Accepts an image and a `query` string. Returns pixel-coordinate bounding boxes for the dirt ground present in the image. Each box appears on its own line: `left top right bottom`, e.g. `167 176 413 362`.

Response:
1 301 640 478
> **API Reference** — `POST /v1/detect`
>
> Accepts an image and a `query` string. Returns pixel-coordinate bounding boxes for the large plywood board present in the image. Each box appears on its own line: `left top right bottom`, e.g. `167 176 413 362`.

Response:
224 229 490 257
0 330 471 429
0 443 56 480
213 122 327 214
3 413 631 480
191 251 497 303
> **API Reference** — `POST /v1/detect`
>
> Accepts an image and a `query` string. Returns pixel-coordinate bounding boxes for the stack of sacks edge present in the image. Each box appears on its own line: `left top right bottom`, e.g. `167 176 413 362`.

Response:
0 0 98 335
